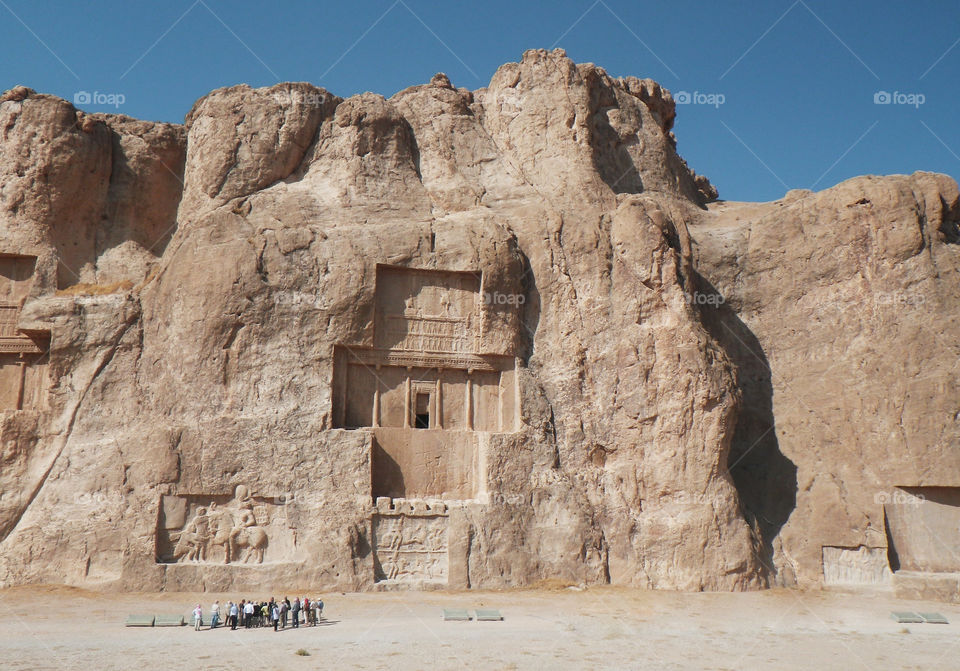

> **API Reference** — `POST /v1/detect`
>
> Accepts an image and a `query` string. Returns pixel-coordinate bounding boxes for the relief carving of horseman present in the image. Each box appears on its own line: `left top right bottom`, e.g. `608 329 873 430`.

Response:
173 485 268 564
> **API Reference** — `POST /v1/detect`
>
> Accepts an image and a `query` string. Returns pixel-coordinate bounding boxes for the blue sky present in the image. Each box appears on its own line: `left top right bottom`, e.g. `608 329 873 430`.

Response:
2 0 958 202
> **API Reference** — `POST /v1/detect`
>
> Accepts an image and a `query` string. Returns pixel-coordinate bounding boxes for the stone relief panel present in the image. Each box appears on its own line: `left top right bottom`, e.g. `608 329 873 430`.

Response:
156 485 293 565
822 546 891 585
374 266 482 354
372 498 449 584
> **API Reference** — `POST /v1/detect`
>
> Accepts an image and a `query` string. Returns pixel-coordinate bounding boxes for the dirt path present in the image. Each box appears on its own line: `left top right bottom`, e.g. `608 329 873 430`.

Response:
0 585 956 670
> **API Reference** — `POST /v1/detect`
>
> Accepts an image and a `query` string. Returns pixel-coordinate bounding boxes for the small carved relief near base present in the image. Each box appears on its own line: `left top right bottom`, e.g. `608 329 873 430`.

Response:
372 498 449 583
822 545 891 585
157 485 288 565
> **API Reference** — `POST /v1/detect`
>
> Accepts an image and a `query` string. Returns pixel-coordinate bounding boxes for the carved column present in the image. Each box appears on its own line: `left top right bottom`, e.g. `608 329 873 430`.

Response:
333 348 347 428
514 356 521 432
372 364 381 427
404 367 412 428
465 369 473 430
15 353 26 411
435 371 443 429
497 371 504 432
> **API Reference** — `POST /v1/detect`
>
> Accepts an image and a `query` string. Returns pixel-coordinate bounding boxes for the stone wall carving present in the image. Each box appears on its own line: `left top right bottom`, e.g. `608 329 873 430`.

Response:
821 546 891 585
331 265 518 501
372 498 449 584
345 348 503 372
157 485 287 565
375 266 482 353
0 255 49 411
0 304 47 355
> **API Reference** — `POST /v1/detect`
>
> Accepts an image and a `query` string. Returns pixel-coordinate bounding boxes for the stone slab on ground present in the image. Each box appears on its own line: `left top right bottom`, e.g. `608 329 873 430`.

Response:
124 614 155 627
442 608 471 621
475 608 503 621
154 614 184 626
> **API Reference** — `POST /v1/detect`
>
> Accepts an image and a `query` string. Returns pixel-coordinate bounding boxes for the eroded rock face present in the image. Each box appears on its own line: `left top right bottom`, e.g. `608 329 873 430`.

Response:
690 173 960 589
0 91 184 288
0 49 956 595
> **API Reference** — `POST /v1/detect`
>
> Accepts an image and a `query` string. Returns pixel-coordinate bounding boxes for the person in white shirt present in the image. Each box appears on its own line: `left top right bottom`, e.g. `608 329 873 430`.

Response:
210 600 220 629
244 600 255 629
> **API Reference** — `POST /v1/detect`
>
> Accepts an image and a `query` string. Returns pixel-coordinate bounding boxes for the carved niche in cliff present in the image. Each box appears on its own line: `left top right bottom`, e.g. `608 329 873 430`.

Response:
0 255 49 411
332 265 519 501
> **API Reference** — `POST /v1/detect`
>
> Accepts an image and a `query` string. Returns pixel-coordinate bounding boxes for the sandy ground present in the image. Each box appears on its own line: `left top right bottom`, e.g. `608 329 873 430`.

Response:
0 584 957 670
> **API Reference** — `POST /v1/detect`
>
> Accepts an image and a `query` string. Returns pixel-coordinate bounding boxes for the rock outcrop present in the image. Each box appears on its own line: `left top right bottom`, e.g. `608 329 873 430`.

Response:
0 49 956 596
690 174 960 591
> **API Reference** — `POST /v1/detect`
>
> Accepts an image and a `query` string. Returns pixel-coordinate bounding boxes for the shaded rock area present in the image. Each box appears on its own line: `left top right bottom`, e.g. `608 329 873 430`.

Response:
0 49 956 596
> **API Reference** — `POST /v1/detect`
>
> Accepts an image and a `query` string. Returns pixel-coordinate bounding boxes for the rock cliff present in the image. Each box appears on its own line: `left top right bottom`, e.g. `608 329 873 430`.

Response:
0 49 956 596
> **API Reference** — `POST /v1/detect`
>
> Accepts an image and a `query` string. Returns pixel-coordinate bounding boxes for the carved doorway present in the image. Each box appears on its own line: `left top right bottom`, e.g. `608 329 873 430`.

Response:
414 392 431 429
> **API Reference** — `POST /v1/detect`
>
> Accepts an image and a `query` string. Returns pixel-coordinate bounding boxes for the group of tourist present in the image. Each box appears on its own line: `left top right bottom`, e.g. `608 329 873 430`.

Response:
192 596 324 631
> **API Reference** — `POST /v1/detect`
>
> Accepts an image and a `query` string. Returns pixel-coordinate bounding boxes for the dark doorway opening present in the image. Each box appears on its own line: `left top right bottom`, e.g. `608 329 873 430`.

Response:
414 392 430 429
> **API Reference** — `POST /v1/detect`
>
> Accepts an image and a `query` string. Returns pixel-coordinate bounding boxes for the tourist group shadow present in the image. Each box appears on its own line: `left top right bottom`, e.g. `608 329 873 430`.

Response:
209 620 341 631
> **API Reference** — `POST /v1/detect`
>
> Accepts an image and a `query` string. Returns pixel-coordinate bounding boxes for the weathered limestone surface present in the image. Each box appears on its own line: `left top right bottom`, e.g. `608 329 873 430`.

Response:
0 49 956 595
690 175 960 590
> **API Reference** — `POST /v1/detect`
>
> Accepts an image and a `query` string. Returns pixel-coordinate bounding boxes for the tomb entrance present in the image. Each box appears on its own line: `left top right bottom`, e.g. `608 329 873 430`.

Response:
0 255 49 411
332 265 518 501
332 265 521 586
